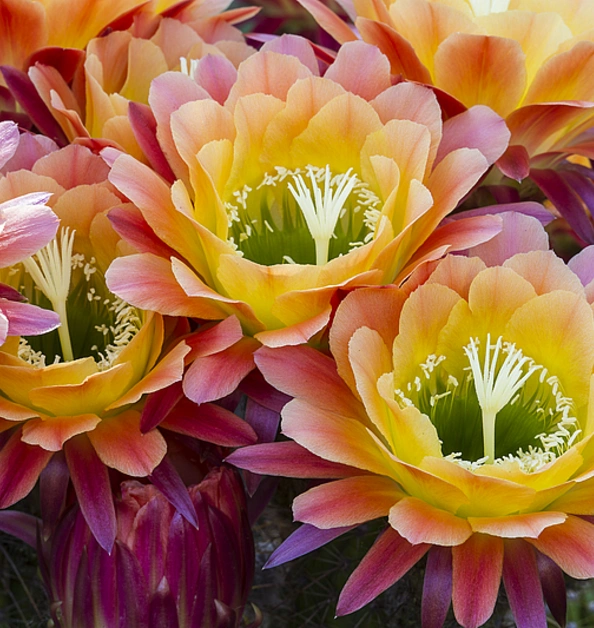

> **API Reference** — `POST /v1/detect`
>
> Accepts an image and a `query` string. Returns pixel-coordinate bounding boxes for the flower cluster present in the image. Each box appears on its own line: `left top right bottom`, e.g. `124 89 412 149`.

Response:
1 0 594 626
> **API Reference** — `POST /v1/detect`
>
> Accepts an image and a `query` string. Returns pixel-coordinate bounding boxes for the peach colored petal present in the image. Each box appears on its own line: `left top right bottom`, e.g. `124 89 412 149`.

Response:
119 38 169 104
330 285 406 393
297 0 359 44
325 41 391 101
528 515 594 578
225 50 312 109
434 33 526 117
356 18 432 83
389 496 472 546
289 92 383 174
524 40 594 104
0 395 39 421
33 144 109 189
21 414 102 452
468 512 567 538
294 475 404 528
254 306 332 347
88 410 166 476
281 399 393 477
0 0 47 71
426 255 487 300
503 250 585 295
260 34 321 75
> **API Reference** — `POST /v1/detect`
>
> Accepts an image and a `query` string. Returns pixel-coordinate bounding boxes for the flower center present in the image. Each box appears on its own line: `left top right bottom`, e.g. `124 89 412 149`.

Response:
10 229 141 369
225 165 382 265
395 335 581 472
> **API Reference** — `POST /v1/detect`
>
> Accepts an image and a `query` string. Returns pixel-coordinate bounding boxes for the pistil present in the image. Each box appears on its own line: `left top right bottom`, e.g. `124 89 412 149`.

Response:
23 228 75 362
464 335 541 463
288 166 358 265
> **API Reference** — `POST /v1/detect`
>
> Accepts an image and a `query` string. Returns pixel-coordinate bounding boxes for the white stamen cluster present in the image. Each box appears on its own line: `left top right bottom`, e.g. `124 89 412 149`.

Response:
224 165 382 264
92 298 142 370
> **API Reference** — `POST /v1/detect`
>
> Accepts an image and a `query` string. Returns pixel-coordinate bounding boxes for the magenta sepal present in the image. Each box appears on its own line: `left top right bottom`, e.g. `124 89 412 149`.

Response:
191 545 217 628
445 201 553 226
496 144 531 182
140 382 184 433
536 549 567 628
115 540 150 627
90 541 118 627
0 66 68 146
265 523 356 569
503 540 547 628
422 545 452 628
148 578 180 628
39 450 69 539
64 435 117 553
336 526 430 616
0 510 38 547
240 370 291 413
531 168 594 244
148 456 198 528
128 102 176 184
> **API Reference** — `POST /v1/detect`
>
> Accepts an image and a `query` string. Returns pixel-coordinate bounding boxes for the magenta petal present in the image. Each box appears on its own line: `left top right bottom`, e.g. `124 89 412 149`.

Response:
503 540 547 628
0 66 68 146
531 168 594 244
244 397 280 444
115 541 150 627
148 456 198 528
422 546 452 628
91 540 118 627
0 510 39 547
64 435 116 553
0 120 19 169
496 144 531 182
536 550 566 628
3 300 60 336
133 496 170 592
128 102 176 184
0 283 25 301
162 398 257 447
226 441 361 478
240 370 291 413
140 381 184 432
0 428 52 507
265 523 356 569
337 527 429 616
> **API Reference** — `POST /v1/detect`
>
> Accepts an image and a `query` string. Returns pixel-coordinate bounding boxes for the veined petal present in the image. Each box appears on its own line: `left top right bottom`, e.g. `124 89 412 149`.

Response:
21 414 101 451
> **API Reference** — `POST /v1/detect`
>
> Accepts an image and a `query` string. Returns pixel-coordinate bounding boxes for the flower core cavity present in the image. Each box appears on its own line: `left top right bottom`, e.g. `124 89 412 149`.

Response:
225 165 382 266
14 229 141 369
395 334 581 473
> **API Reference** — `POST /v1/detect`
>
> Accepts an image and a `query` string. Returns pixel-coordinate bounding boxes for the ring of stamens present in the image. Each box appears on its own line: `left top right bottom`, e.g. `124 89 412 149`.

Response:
394 335 581 473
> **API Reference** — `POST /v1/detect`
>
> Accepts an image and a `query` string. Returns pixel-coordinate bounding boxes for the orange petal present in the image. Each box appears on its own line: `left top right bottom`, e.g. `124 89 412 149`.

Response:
21 414 101 452
468 512 566 538
389 496 472 546
294 475 403 528
434 33 526 117
88 410 166 476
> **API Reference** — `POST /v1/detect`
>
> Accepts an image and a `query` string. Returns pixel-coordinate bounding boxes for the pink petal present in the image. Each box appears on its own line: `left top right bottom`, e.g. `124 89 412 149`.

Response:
296 0 358 44
452 534 503 628
0 192 59 266
502 540 547 628
64 434 117 553
260 34 320 75
568 244 594 288
436 105 510 167
193 54 238 105
2 299 60 336
0 428 52 507
336 526 429 615
183 336 258 405
0 120 19 169
536 551 566 628
496 144 531 182
226 441 361 478
161 398 257 447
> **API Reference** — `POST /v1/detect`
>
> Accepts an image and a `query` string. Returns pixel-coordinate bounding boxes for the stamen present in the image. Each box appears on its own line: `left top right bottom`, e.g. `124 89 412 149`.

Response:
288 166 358 265
23 228 75 362
464 335 542 463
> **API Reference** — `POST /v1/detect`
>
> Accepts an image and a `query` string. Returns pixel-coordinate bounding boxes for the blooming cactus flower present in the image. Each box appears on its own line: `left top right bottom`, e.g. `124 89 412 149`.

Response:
26 4 256 161
38 467 257 628
105 36 509 395
229 214 594 627
0 140 258 551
